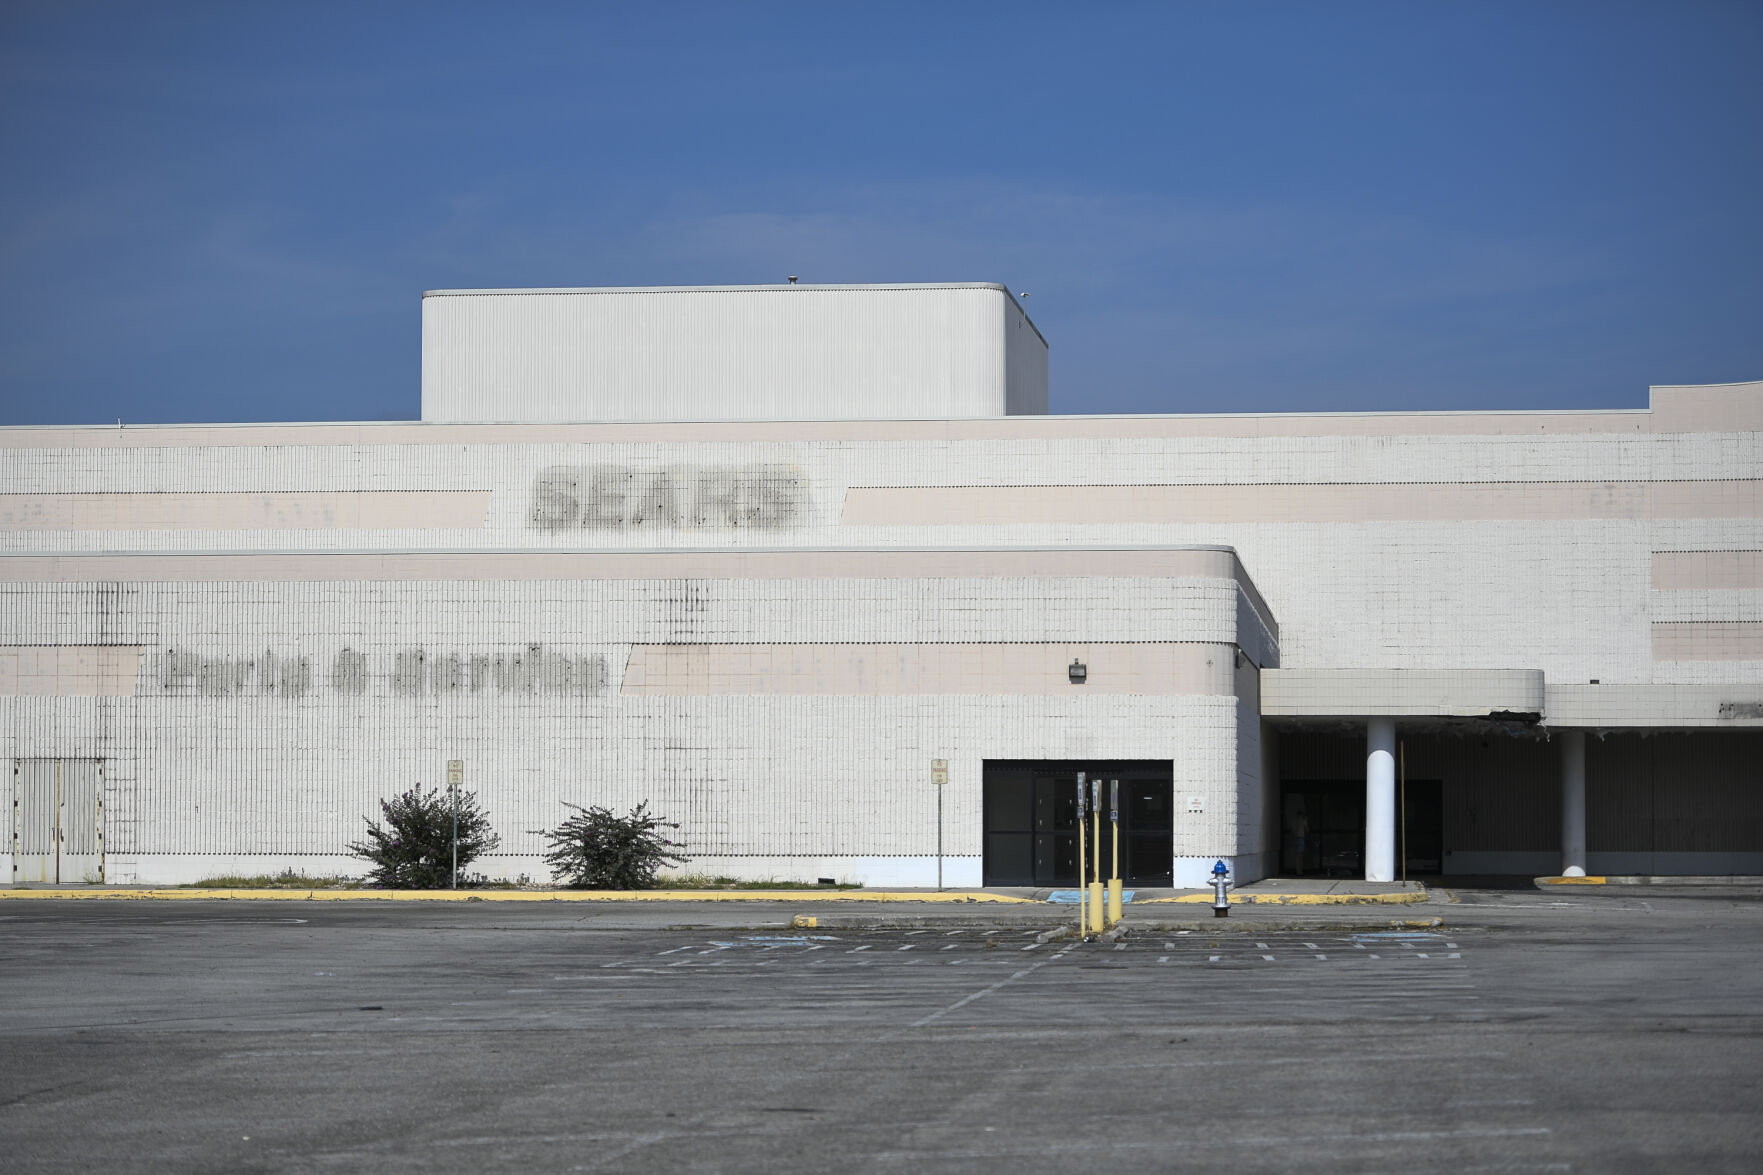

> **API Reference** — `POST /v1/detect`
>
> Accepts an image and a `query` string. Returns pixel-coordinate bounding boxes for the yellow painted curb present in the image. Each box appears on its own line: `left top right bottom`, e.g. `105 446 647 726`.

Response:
1537 876 1607 885
1140 890 1429 906
0 887 1038 904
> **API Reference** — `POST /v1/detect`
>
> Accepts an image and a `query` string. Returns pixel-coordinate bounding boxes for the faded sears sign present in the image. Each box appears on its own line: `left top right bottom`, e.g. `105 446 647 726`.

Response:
528 464 807 532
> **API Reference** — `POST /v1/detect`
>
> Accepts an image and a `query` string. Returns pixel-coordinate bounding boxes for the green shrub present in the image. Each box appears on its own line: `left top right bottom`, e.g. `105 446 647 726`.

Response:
540 801 684 889
349 785 501 889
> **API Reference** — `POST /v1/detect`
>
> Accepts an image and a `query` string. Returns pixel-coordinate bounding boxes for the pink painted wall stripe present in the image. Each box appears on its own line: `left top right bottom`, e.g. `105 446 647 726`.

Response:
843 481 1763 526
1652 623 1763 661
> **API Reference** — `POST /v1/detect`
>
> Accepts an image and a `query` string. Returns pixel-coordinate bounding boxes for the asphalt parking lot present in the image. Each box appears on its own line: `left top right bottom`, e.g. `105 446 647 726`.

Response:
1 888 1759 1173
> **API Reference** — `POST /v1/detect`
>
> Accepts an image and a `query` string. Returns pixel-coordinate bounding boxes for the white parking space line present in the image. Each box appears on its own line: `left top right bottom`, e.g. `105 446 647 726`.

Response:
912 960 1052 1027
588 931 1475 978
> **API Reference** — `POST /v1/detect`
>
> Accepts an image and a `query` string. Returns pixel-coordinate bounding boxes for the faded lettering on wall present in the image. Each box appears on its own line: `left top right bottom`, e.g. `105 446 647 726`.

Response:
528 464 807 531
159 645 609 700
161 649 314 697
386 645 608 697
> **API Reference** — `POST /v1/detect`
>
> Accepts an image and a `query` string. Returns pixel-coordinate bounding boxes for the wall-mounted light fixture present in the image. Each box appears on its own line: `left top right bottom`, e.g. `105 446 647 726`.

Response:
1068 658 1087 684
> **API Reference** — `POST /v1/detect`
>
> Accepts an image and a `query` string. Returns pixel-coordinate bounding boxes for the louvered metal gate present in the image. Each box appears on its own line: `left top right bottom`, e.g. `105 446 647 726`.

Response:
13 759 103 884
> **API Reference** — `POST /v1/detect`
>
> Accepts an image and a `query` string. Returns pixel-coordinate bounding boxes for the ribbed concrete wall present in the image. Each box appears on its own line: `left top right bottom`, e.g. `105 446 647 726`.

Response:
3 414 1755 686
3 383 1759 880
0 569 1263 884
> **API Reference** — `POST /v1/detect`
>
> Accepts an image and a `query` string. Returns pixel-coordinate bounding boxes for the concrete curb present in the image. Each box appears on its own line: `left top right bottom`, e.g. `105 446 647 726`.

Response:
0 887 1040 904
1120 916 1446 933
1535 875 1763 888
1138 890 1429 906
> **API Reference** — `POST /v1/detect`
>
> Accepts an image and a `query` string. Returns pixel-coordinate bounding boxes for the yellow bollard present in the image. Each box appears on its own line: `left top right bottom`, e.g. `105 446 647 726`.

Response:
1088 780 1105 934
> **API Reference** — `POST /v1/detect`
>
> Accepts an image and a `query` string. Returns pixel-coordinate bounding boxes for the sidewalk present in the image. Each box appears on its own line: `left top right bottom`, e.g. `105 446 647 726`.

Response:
1139 878 1427 906
1535 874 1763 888
0 877 1426 906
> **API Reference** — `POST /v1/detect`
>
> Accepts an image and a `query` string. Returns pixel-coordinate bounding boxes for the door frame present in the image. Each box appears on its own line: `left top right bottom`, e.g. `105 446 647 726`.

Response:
12 758 104 885
982 759 1174 886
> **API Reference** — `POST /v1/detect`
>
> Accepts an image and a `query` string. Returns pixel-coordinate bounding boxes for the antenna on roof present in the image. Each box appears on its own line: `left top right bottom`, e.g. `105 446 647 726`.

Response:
787 275 798 284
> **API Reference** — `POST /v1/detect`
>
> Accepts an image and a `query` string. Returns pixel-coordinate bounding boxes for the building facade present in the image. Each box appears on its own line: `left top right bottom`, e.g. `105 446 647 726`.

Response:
3 284 1759 886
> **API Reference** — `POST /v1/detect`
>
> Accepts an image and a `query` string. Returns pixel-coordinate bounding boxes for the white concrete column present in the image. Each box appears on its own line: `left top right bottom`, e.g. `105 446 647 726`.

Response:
1366 718 1396 882
1560 730 1587 878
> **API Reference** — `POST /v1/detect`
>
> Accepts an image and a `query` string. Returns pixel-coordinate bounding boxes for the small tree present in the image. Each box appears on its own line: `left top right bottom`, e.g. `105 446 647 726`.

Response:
349 785 501 889
541 801 684 889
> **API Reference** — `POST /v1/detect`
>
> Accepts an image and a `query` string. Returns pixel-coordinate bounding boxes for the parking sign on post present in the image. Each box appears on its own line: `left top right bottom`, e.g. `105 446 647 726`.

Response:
446 761 463 888
931 760 949 888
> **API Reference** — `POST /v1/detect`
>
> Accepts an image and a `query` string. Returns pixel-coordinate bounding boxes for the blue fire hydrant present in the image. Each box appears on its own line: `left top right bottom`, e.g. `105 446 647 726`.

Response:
1211 859 1231 918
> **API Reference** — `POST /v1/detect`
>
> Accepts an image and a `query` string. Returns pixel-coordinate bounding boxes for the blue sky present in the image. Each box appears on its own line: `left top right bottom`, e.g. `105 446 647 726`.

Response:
1 1 1758 424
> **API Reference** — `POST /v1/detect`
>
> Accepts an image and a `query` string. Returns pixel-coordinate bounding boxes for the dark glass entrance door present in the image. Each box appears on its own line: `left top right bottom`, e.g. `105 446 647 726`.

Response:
1279 778 1443 877
983 760 1174 886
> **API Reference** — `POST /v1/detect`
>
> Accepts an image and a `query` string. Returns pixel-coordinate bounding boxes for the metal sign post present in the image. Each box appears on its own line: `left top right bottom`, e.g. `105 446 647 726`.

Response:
446 759 463 889
1107 779 1122 927
1075 773 1088 938
931 759 948 889
1089 779 1104 935
1399 742 1407 885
